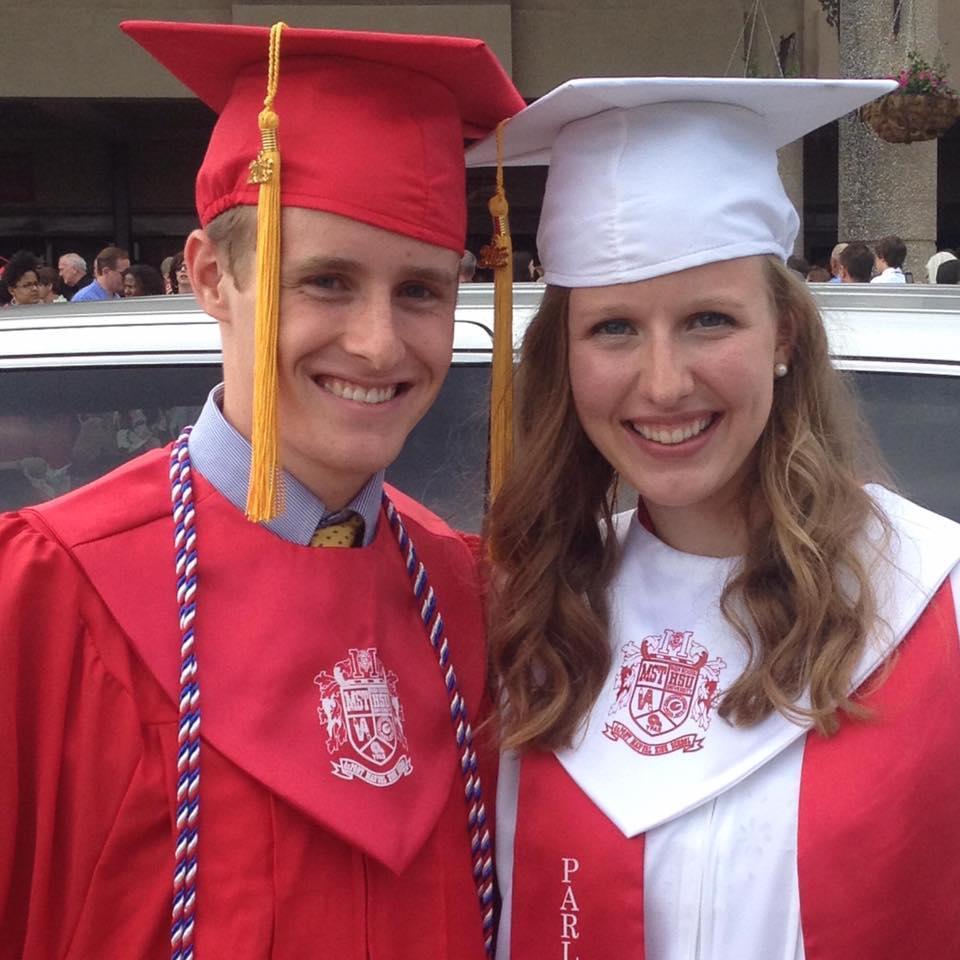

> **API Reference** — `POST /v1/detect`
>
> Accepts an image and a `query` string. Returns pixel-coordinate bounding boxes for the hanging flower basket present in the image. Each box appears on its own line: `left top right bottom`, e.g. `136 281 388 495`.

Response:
861 92 960 143
861 50 960 143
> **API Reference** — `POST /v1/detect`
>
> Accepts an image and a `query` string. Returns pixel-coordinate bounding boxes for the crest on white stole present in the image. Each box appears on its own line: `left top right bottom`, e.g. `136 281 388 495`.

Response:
314 647 414 786
604 628 727 756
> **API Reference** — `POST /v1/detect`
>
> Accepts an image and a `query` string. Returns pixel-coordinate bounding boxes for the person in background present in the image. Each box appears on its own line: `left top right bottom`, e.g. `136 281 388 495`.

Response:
512 249 534 282
36 265 66 303
160 254 175 293
870 234 907 284
806 265 831 282
925 249 957 283
0 18 523 959
786 254 809 279
937 259 960 284
169 249 193 294
57 252 90 300
122 263 166 297
71 246 131 302
837 241 875 283
472 74 959 960
2 250 42 306
459 249 478 282
828 241 847 283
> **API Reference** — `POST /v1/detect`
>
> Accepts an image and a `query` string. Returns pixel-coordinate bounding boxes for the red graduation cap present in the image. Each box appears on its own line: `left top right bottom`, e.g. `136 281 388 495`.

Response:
121 20 524 522
121 20 525 252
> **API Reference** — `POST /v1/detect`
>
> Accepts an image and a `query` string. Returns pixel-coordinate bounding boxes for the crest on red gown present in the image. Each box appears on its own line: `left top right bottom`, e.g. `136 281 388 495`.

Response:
603 629 726 756
314 647 413 787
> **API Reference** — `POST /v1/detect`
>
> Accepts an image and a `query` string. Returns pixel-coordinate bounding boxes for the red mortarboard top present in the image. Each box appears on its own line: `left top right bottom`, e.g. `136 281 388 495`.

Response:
120 20 525 252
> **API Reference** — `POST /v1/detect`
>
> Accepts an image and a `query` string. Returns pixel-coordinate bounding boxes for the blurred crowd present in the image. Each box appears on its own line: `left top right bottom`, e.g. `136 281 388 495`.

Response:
788 234 959 285
0 245 194 308
3 235 957 308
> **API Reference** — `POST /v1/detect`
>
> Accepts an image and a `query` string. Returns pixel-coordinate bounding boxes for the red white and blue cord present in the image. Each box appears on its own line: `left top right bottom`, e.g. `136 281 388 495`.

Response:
168 431 495 958
170 429 200 960
385 496 496 957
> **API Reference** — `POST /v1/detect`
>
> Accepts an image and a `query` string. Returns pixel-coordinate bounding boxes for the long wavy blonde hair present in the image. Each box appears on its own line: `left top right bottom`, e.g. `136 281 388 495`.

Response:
487 257 891 751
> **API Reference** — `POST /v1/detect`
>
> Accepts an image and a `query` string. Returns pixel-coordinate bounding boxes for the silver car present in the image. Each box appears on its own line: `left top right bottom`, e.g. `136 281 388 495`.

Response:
1 284 958 530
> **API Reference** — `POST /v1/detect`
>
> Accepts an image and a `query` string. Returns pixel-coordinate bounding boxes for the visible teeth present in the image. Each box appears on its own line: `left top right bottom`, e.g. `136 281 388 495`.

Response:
632 416 713 445
323 379 397 405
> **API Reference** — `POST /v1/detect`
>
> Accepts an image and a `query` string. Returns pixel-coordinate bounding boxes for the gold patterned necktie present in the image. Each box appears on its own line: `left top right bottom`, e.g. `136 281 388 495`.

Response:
309 512 364 548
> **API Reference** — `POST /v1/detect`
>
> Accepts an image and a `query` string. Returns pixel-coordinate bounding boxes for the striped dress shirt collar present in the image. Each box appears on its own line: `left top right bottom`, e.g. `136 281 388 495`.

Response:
187 384 383 546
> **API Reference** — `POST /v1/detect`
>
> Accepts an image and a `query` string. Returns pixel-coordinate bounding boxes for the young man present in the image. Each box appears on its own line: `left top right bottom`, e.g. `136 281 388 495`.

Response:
837 240 876 283
70 245 131 301
870 234 908 283
0 20 523 959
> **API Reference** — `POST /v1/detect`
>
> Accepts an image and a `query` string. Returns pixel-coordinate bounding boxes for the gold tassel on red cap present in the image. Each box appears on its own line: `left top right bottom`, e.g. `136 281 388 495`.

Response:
478 121 514 502
245 20 287 522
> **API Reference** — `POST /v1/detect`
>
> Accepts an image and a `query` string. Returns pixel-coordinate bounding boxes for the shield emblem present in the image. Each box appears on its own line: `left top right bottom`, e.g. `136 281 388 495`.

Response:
340 674 399 767
629 636 706 736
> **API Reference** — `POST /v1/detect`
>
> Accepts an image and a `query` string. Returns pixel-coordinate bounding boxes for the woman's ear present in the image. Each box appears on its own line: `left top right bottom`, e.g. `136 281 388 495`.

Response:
775 305 796 370
185 228 233 324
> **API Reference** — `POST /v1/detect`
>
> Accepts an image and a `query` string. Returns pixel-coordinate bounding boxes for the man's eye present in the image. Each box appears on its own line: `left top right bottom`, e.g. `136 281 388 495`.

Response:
399 283 436 300
690 312 734 329
591 319 633 336
309 275 345 291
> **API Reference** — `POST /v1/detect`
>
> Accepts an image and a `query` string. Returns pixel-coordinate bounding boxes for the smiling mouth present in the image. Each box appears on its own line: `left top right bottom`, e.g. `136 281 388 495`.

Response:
319 377 400 405
628 414 717 446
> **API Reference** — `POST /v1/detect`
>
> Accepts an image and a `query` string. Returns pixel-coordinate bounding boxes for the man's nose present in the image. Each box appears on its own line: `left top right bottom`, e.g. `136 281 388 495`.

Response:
341 292 406 371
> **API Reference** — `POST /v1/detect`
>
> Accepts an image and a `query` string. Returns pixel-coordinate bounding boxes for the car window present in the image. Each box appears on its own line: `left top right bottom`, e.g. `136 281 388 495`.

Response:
849 370 960 523
0 361 493 531
0 365 218 512
3 358 957 533
386 363 490 533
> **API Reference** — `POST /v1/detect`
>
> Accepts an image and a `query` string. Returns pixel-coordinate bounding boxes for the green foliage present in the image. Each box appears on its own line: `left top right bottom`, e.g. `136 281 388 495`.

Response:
891 51 956 97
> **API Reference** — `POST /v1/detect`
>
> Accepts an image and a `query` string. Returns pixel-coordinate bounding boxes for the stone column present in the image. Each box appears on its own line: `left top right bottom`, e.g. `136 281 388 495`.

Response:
838 0 939 278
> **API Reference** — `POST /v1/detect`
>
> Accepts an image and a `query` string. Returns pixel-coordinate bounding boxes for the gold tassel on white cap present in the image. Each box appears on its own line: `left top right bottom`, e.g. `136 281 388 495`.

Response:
245 21 287 522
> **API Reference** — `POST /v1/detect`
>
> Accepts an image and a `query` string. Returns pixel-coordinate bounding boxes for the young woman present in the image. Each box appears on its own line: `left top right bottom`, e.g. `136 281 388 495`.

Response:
122 262 165 297
470 78 960 960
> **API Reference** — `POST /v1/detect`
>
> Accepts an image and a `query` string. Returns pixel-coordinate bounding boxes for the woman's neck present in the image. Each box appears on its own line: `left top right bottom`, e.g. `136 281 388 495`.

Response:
642 496 751 558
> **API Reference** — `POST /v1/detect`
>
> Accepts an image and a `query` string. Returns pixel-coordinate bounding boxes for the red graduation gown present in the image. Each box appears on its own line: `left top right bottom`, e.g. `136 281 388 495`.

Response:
0 448 492 959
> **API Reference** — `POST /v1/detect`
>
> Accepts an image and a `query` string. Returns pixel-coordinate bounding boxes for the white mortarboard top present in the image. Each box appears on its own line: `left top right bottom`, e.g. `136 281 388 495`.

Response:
466 77 896 287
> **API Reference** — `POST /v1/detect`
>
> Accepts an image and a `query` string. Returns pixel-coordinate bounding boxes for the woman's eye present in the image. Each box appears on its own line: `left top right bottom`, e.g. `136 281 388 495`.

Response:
690 312 734 330
591 318 633 336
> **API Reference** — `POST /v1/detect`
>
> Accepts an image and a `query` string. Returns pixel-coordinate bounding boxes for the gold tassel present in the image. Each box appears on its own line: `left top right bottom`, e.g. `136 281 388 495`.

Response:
245 21 287 522
478 121 514 501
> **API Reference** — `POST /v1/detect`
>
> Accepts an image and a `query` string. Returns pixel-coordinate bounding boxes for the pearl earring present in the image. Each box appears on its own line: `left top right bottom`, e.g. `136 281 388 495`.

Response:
774 362 788 378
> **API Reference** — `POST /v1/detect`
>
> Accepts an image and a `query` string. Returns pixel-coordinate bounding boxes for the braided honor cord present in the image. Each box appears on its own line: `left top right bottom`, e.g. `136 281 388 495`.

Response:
170 428 201 960
166 430 493 958
385 496 496 957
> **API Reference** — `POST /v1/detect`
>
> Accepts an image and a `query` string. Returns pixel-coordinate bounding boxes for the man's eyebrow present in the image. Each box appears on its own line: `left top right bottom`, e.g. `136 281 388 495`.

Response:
401 265 459 286
285 257 457 287
287 256 363 278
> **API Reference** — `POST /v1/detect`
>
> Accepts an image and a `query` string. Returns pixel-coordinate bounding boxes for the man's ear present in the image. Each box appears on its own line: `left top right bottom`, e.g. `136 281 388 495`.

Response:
185 228 233 324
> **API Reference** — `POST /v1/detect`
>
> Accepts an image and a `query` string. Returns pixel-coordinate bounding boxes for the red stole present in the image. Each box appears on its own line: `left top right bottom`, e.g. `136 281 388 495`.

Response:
510 581 960 959
36 450 487 876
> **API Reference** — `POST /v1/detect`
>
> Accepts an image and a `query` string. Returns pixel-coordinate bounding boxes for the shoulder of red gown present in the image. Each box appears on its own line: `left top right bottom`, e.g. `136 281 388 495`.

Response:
27 446 177 549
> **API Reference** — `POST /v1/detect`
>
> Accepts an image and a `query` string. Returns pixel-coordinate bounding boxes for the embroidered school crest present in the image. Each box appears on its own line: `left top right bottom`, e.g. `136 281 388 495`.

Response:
314 647 413 787
603 629 726 756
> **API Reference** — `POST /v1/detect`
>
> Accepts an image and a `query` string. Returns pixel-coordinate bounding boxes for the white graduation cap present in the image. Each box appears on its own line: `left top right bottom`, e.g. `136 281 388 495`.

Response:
466 77 896 287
